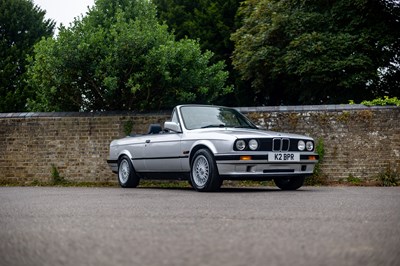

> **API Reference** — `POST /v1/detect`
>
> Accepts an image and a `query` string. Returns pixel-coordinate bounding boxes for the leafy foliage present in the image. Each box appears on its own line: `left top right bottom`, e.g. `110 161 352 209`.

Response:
153 0 253 106
123 120 134 136
361 96 400 107
306 138 328 185
27 0 231 111
231 0 400 105
346 174 363 185
154 0 239 63
378 163 399 187
0 0 54 112
51 164 66 185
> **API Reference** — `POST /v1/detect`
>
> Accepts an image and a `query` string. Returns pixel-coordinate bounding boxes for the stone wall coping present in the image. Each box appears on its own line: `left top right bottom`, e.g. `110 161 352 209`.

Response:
0 110 171 118
236 104 399 113
0 104 398 118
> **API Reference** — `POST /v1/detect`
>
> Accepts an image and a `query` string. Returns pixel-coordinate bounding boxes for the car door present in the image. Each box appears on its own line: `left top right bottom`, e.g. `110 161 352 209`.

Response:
143 132 183 172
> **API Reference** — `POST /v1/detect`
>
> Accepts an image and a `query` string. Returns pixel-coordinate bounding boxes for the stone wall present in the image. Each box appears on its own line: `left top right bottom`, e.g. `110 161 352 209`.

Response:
0 105 399 183
244 105 400 180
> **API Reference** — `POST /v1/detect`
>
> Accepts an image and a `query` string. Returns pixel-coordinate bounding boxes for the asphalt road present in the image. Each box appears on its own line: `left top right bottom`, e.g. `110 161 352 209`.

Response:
1 186 399 266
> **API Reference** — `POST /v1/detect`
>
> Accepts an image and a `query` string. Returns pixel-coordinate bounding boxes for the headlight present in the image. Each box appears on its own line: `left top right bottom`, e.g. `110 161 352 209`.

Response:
306 141 314 151
236 140 246 151
298 140 305 151
249 139 259 150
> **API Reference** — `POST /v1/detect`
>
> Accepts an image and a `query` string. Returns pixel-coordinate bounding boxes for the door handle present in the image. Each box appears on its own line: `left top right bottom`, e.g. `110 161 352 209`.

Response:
145 140 151 143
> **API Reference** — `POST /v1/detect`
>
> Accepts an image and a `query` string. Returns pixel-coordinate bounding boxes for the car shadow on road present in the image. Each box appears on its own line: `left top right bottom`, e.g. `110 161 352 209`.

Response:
217 187 319 193
137 186 318 193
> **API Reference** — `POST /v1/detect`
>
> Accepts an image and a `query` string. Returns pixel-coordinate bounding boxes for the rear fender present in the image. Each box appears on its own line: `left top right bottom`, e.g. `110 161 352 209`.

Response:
118 150 133 162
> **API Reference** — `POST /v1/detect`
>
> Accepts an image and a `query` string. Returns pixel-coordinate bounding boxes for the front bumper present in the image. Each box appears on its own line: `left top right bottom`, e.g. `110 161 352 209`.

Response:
215 152 318 180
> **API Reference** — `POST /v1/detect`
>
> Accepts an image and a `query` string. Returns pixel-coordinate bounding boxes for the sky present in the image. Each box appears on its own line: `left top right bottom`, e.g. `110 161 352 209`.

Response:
34 0 95 32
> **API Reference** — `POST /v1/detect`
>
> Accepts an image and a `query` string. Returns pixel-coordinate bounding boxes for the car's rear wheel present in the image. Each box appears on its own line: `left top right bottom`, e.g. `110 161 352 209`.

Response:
190 149 222 192
118 155 140 188
274 176 305 190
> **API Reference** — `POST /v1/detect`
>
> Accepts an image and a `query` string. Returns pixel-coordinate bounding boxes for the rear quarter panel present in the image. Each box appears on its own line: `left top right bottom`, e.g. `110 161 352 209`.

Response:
110 136 147 171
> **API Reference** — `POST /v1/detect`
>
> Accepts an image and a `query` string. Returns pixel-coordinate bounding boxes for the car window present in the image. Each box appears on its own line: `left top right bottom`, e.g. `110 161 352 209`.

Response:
171 109 179 124
181 106 256 130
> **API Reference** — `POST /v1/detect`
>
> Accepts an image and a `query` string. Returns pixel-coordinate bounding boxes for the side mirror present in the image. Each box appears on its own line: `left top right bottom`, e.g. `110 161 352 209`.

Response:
164 121 182 133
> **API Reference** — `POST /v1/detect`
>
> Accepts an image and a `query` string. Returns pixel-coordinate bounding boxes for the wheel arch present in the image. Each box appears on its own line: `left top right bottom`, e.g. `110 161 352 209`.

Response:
189 143 223 192
189 141 217 164
117 150 133 163
116 151 140 188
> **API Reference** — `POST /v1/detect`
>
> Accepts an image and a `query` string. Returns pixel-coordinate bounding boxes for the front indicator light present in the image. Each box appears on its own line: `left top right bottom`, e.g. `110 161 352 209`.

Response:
240 156 252 161
308 156 317 160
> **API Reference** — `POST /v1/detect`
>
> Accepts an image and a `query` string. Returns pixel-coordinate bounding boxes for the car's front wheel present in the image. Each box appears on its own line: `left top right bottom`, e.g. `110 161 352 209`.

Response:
190 149 222 192
118 155 140 188
274 176 305 190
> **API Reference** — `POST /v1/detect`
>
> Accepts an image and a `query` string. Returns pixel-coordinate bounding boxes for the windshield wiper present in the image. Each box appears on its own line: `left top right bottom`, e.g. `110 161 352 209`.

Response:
201 124 226 128
234 125 254 128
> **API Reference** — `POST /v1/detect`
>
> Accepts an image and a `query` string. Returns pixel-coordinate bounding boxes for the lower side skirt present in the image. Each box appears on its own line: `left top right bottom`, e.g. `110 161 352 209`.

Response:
135 171 310 181
137 172 190 180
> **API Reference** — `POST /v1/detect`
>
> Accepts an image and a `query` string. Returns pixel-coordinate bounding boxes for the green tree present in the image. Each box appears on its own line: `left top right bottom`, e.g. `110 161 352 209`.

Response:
153 0 252 106
0 0 54 112
27 0 231 111
231 0 400 105
154 0 239 63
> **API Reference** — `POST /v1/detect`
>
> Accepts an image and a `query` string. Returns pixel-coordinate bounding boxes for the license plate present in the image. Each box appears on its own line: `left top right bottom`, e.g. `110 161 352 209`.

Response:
268 153 299 162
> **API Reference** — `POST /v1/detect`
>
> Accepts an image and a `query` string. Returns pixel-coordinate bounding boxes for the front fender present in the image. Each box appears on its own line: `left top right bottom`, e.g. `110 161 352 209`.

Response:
188 138 234 163
190 140 219 155
182 140 218 171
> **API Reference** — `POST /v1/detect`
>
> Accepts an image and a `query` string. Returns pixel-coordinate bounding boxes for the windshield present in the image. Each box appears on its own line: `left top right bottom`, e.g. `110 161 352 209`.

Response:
180 106 257 130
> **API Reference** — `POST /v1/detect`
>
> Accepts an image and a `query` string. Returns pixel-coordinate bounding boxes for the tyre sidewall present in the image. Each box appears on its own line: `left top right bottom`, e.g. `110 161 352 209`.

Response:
118 155 140 188
190 149 221 192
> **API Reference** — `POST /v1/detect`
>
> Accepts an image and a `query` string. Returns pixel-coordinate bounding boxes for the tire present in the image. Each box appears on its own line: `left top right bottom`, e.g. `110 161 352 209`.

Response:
190 149 222 192
187 178 193 188
274 176 305 190
118 155 140 188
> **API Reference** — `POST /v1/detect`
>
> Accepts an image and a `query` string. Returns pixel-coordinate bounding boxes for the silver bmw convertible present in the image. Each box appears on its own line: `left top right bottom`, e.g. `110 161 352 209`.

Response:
107 105 319 192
